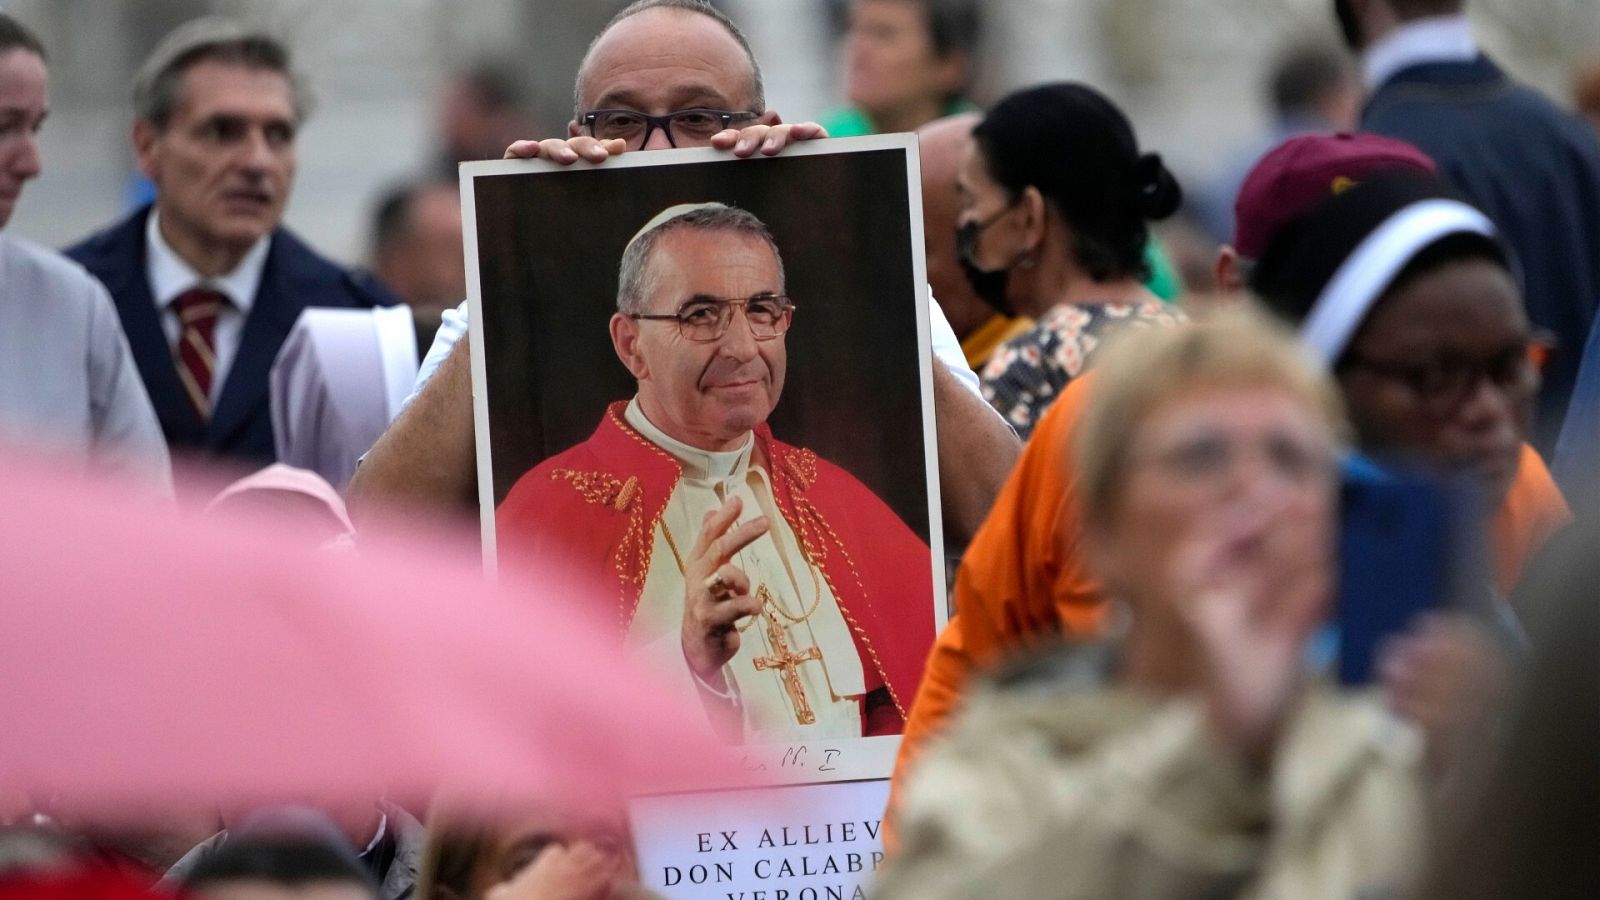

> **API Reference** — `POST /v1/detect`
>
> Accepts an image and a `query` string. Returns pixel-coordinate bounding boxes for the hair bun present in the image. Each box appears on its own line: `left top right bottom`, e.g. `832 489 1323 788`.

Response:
1134 152 1182 220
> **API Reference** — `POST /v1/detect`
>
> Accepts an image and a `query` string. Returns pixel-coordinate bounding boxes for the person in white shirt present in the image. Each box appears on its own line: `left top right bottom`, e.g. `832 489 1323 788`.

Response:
0 12 170 494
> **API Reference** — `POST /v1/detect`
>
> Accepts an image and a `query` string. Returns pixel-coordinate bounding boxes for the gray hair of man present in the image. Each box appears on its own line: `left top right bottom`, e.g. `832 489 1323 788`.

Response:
0 13 46 61
133 17 312 129
573 0 766 120
616 202 786 315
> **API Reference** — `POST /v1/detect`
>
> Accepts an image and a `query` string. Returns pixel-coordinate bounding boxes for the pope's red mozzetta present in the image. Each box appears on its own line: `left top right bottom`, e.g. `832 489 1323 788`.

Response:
497 402 936 734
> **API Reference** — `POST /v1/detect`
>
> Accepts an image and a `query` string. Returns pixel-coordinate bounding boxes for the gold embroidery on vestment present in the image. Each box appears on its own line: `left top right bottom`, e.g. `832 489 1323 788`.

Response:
550 467 654 636
563 409 904 723
770 448 905 722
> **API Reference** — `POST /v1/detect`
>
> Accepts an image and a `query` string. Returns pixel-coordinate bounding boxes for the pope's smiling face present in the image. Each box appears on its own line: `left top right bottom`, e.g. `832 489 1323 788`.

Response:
615 227 787 452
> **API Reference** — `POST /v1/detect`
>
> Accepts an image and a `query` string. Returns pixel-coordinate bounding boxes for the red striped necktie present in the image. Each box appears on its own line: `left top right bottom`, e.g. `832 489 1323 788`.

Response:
173 287 228 421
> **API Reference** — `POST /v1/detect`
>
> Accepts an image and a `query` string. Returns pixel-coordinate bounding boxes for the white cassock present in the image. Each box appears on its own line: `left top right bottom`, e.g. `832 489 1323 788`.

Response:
270 306 420 490
623 399 868 742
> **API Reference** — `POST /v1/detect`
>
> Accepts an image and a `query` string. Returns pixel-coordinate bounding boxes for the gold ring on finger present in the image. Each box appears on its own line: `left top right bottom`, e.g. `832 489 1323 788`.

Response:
705 572 732 600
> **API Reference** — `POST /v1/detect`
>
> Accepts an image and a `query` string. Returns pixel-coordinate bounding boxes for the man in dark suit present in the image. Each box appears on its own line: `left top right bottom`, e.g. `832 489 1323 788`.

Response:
67 18 393 467
1335 0 1600 452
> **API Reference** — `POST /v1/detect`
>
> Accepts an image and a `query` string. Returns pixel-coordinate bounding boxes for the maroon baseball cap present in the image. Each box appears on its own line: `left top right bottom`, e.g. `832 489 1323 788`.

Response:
1233 132 1436 259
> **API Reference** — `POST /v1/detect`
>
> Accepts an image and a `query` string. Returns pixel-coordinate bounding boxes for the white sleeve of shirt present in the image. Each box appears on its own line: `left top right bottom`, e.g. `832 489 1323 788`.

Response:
398 299 469 415
400 291 986 411
84 275 174 497
926 286 983 399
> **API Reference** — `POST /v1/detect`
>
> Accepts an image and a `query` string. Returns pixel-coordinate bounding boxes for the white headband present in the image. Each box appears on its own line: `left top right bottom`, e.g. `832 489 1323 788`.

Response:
1300 199 1498 365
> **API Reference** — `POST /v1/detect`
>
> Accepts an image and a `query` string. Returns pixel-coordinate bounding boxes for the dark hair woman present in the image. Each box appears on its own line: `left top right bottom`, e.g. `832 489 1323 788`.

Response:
958 81 1184 439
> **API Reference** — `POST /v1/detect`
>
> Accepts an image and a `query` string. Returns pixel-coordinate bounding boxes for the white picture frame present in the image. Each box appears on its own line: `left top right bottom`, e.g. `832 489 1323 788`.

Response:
461 134 945 785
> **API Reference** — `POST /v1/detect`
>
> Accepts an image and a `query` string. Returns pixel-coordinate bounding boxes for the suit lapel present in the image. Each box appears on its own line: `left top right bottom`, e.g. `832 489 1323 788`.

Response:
102 211 206 447
207 232 292 449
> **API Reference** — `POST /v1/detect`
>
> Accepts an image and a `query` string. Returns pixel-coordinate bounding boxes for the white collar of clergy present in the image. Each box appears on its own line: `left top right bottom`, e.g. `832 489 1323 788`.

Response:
625 396 754 481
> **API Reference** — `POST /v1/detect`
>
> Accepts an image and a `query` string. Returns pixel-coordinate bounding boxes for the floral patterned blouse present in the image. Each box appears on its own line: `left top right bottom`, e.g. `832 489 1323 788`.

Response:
980 300 1186 440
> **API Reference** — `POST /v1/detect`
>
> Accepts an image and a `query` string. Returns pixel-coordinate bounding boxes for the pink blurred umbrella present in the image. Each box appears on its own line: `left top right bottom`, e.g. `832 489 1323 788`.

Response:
0 450 736 821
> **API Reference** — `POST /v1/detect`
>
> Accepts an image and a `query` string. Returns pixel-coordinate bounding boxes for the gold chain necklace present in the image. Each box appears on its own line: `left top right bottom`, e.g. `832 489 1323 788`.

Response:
766 527 824 625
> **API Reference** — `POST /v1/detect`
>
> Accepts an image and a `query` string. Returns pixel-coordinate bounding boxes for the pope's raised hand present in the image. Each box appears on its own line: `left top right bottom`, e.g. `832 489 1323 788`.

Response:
682 495 769 684
502 135 628 165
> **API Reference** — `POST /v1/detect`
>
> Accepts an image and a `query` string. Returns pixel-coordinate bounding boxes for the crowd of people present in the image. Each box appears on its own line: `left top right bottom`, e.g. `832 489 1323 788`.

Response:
2 0 1599 898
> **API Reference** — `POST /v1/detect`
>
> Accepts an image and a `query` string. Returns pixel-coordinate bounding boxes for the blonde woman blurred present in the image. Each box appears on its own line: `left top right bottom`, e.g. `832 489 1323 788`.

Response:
877 312 1432 900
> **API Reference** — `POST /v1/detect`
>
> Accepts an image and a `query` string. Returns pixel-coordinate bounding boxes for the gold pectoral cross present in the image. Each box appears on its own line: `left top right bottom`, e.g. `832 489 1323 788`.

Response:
752 593 824 726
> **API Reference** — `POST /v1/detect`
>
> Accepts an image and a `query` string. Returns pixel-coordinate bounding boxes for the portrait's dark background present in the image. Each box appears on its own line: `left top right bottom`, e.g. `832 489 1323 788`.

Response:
473 144 933 543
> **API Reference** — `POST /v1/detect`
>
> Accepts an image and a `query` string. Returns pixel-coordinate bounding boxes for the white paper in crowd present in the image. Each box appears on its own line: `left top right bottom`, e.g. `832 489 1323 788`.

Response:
631 780 891 899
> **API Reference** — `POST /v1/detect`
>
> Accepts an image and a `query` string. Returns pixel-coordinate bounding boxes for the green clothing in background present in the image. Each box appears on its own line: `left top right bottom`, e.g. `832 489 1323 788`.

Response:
817 99 979 138
1144 239 1181 302
817 106 879 138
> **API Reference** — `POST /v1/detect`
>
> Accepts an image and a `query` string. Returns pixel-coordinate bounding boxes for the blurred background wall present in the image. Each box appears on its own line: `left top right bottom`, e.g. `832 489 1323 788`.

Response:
6 0 1598 263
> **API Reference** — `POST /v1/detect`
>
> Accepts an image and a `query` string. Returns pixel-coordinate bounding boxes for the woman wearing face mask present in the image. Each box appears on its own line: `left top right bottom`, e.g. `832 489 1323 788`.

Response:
958 82 1185 440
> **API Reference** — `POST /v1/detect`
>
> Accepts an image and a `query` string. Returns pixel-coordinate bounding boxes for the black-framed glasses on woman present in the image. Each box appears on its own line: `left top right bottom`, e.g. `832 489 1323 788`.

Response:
580 108 761 149
629 294 795 342
1338 336 1549 417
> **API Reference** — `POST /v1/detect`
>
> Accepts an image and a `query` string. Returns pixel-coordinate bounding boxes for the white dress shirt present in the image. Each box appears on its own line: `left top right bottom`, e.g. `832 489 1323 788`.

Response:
145 210 271 402
1363 14 1478 90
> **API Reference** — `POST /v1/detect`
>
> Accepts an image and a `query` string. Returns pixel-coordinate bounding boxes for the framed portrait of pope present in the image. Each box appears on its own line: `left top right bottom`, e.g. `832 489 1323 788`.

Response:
464 136 946 784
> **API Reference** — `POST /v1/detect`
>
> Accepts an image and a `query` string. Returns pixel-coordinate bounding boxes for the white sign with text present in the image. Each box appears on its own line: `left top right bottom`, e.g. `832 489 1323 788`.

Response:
631 779 890 900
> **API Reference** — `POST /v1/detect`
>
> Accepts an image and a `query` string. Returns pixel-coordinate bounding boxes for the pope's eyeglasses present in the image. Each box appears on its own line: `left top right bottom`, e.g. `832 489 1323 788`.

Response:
629 294 795 342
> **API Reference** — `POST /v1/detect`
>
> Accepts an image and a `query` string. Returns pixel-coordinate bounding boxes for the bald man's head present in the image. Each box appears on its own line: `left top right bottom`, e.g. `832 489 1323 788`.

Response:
572 0 764 121
918 111 981 188
918 112 995 340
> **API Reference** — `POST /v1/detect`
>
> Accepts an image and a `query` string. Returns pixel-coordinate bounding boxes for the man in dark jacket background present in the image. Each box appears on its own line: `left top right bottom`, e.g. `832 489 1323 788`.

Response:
67 18 392 468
